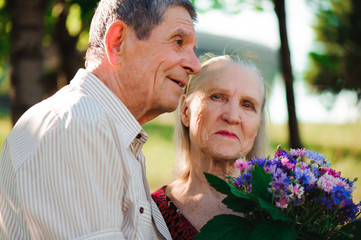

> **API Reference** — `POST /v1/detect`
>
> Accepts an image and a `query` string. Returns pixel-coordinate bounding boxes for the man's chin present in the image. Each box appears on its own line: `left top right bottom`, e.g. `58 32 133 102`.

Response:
162 99 180 113
162 104 178 114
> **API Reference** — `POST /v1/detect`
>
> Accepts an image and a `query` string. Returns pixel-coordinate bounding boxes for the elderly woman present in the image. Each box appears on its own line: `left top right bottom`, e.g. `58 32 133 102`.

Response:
151 55 269 240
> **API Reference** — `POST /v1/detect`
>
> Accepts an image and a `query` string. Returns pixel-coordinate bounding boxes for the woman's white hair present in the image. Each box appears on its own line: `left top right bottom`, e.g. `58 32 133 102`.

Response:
174 54 270 180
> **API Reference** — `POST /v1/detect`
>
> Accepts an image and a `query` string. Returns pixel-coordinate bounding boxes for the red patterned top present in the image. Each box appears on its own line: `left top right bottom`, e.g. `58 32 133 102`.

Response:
151 186 199 240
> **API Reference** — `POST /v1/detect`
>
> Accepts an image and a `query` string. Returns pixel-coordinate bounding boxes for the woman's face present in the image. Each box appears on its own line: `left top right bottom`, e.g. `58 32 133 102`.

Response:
182 61 264 161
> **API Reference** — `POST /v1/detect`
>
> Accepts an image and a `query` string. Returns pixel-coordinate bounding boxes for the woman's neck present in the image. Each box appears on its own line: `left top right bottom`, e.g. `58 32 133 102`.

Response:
166 155 240 231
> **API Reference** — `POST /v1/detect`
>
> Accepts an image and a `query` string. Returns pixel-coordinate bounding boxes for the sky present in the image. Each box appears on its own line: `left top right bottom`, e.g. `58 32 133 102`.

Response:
195 0 361 124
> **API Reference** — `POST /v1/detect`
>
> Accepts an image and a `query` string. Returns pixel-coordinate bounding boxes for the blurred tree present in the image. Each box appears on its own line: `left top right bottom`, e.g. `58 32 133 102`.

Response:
1 0 97 124
306 0 361 101
193 0 302 149
9 0 48 124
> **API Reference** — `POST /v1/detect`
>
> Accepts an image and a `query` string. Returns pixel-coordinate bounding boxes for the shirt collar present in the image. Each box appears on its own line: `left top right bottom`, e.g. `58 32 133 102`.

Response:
70 69 147 147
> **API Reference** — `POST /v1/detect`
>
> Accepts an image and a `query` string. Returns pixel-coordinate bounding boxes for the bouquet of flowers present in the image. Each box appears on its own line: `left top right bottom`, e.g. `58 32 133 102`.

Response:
194 146 361 240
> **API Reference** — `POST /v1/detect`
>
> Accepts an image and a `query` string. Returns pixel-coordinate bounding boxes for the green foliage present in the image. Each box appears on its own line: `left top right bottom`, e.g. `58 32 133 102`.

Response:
193 214 253 239
205 172 257 213
248 221 297 240
250 164 272 202
306 0 361 100
206 169 292 222
44 0 98 48
196 170 295 239
0 0 10 64
336 220 361 240
193 0 269 14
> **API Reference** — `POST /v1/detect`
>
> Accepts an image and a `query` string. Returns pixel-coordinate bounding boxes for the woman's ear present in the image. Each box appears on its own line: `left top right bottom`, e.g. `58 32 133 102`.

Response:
104 20 126 65
180 95 190 127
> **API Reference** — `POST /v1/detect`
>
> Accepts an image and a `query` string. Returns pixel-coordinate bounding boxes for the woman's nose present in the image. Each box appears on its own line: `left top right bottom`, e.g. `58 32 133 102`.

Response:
221 102 241 125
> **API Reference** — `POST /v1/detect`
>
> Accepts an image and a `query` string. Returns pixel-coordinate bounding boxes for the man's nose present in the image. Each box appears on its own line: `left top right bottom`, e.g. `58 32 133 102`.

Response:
182 50 201 75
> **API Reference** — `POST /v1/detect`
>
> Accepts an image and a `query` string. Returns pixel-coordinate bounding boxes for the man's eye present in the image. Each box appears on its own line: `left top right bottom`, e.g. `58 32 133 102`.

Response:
176 39 184 46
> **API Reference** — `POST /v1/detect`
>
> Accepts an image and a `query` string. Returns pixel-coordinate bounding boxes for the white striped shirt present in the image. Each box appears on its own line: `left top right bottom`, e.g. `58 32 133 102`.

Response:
0 69 172 240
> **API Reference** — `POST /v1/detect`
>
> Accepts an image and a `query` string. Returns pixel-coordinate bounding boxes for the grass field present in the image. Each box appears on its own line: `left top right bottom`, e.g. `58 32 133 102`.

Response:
1 116 360 203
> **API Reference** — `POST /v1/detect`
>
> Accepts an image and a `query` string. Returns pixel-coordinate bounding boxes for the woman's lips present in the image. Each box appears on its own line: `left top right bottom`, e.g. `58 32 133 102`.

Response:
216 130 238 139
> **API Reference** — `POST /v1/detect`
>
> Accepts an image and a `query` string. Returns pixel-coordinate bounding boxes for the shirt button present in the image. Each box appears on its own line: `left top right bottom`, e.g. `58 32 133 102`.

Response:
139 207 144 214
136 134 142 139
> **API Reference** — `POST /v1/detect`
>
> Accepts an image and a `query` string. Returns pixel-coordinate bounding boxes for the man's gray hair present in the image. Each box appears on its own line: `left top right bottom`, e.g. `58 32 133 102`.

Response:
85 0 197 67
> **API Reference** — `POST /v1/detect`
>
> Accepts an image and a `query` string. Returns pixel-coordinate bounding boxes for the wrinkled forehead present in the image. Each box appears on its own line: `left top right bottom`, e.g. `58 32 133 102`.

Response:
203 60 263 86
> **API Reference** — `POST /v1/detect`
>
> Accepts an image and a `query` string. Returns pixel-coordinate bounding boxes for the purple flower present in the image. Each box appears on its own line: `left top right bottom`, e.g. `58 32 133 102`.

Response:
304 150 329 167
290 148 306 156
250 157 268 168
342 200 361 222
331 185 351 206
228 145 360 234
294 167 317 190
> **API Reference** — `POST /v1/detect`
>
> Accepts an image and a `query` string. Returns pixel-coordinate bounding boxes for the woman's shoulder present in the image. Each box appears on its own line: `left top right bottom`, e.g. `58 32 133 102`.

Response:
151 186 167 204
151 186 199 240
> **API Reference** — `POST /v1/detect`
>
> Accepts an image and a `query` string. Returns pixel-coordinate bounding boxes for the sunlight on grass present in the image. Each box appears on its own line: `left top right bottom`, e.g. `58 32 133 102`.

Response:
0 117 11 150
143 121 176 192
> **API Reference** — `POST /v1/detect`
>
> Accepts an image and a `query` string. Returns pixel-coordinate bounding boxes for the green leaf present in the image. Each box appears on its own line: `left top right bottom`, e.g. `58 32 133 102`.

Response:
204 172 242 196
251 164 273 202
248 221 297 240
204 172 257 213
298 231 325 240
204 172 232 194
194 214 253 240
336 220 361 240
222 194 257 213
257 197 293 222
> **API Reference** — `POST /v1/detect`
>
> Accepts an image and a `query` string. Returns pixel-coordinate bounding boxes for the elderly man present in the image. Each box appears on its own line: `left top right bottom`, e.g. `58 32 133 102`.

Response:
0 0 200 239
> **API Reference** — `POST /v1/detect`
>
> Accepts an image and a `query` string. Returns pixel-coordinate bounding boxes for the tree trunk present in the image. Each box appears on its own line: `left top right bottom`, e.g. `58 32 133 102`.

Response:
55 0 85 85
273 0 302 149
9 0 48 125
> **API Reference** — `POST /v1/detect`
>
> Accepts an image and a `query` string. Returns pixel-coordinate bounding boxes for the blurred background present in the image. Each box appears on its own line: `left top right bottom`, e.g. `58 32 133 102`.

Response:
0 0 360 201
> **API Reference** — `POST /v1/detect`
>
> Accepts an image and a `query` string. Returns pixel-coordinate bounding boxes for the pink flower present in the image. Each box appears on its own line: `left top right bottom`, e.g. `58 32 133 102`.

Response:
281 157 295 169
300 162 308 170
234 158 250 171
320 167 341 178
276 198 289 209
317 174 337 193
290 183 304 198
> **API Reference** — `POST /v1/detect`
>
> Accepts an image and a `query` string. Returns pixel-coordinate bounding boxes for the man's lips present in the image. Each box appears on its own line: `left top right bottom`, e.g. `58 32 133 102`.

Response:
169 77 186 89
215 130 239 139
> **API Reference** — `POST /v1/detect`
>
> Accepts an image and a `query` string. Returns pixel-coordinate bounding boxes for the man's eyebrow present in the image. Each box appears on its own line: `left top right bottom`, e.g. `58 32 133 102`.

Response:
173 28 198 50
174 28 189 36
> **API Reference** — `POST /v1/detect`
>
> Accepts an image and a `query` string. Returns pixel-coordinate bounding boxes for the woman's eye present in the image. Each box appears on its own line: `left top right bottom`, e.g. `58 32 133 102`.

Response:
211 94 223 100
243 102 255 111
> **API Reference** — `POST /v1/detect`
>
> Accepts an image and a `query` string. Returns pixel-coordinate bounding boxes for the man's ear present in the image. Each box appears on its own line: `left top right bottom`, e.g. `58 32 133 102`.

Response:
104 20 126 65
180 95 190 127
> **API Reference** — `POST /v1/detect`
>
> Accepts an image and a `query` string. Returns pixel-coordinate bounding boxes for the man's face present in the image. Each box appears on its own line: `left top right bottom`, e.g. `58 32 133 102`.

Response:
119 6 201 123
